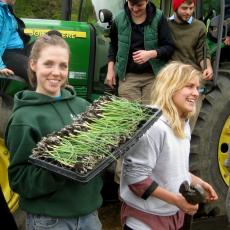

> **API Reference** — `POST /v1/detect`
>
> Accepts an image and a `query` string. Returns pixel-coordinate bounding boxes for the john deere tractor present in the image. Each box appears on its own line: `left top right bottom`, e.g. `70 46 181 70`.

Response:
99 0 230 218
161 0 230 216
0 0 230 228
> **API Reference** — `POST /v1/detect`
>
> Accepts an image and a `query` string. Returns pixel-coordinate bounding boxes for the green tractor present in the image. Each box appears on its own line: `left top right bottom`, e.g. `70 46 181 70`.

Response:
192 0 230 216
99 0 230 219
161 0 230 217
0 0 230 228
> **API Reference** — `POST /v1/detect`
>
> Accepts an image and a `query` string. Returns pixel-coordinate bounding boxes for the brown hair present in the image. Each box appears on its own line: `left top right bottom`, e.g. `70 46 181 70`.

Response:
128 0 148 5
28 34 70 89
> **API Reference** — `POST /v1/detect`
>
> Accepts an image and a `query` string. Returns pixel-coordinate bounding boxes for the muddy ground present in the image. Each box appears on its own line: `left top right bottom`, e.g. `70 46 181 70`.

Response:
99 201 122 230
99 172 122 230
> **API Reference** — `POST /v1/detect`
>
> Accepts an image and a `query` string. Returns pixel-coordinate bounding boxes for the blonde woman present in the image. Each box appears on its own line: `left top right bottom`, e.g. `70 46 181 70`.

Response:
120 62 218 230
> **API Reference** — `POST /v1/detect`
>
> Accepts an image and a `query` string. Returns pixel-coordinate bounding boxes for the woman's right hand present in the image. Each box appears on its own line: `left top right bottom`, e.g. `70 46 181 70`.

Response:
175 194 199 216
0 68 14 76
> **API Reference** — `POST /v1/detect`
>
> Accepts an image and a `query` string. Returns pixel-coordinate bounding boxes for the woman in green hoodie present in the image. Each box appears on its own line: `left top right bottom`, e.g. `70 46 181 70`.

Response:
5 35 103 230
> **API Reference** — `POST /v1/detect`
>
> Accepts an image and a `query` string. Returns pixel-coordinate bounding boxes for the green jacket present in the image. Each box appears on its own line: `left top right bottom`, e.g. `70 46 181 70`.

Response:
5 88 103 217
115 9 166 80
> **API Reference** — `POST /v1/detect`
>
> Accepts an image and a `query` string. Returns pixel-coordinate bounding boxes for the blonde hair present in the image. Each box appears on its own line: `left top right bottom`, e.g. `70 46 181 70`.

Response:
28 34 70 89
151 61 202 138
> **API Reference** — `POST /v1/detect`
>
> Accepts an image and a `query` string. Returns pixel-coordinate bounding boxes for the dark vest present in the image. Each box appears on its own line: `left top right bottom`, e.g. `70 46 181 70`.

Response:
115 9 166 80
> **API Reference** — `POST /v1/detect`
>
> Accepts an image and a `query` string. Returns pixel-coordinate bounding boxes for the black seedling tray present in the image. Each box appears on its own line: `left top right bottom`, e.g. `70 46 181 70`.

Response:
29 107 162 183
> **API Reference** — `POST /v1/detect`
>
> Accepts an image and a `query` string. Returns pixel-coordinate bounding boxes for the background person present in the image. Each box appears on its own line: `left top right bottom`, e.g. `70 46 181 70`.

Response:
209 0 230 47
120 62 218 230
168 0 213 81
0 0 31 81
105 0 174 104
168 0 214 130
220 0 230 62
5 34 103 230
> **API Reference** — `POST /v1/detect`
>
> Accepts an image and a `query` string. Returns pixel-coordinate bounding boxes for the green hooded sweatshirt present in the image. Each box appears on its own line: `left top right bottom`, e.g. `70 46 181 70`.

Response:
5 88 103 217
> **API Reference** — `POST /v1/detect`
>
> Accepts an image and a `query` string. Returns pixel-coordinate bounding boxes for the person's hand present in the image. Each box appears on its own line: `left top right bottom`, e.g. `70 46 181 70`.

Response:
200 181 218 202
132 50 157 64
224 36 230 46
105 69 116 89
175 194 199 216
202 66 213 81
0 68 14 76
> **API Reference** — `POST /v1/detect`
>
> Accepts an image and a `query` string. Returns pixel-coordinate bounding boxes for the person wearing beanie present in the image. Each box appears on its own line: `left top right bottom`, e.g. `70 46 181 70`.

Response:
168 0 213 131
169 0 213 81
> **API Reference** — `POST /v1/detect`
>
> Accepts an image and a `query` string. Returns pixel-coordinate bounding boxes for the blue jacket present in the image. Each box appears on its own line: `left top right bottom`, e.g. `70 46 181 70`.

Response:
0 1 23 69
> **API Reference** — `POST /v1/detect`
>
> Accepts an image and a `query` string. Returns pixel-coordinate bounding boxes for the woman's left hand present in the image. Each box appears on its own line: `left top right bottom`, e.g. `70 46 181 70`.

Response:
201 181 218 202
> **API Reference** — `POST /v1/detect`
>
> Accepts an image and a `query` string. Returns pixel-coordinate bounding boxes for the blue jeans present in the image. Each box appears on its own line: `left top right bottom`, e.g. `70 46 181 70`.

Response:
26 211 102 230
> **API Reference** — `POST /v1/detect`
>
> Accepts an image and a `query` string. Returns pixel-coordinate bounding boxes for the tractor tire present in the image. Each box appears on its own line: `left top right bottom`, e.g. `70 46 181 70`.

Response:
0 96 26 229
190 62 230 215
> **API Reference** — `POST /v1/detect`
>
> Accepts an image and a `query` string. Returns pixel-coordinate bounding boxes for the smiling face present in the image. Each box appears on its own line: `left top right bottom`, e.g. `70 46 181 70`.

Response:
127 0 148 18
172 76 200 119
175 2 195 23
30 45 69 97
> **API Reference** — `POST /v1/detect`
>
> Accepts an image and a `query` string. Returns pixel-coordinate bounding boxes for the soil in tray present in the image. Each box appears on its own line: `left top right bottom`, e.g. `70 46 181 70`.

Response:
30 96 158 179
31 128 135 177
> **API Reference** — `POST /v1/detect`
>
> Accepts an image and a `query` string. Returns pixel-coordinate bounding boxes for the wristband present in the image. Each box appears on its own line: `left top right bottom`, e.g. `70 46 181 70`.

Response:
141 181 159 200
